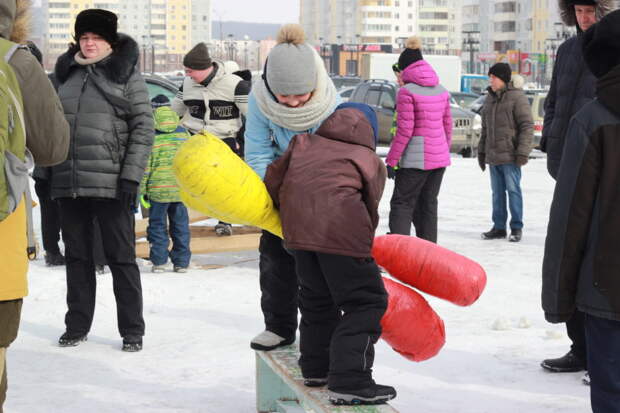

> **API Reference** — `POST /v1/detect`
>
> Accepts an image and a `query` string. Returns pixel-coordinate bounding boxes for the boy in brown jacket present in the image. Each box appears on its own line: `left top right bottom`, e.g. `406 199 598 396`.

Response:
264 102 395 406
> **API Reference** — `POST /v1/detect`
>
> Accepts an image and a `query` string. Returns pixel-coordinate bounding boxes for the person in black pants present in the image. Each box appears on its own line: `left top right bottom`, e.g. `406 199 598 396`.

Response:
539 0 613 375
264 103 395 405
33 168 64 266
51 10 153 352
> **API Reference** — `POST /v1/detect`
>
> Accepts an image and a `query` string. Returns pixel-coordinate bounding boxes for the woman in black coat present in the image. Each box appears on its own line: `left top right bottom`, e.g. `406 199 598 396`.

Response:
52 9 153 352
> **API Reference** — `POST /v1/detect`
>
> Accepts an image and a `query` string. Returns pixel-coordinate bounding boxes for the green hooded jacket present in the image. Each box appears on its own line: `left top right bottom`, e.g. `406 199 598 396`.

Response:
140 106 190 203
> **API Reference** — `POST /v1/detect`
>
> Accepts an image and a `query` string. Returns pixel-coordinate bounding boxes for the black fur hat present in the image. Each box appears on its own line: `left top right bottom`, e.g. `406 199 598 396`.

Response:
74 9 118 45
583 9 620 78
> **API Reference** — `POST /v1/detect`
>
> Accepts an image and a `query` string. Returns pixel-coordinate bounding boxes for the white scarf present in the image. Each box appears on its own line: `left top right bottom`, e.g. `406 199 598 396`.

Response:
253 49 338 132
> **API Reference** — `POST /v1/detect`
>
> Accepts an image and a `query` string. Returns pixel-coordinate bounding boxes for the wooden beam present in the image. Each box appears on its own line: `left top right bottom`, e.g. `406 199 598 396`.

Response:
136 233 261 258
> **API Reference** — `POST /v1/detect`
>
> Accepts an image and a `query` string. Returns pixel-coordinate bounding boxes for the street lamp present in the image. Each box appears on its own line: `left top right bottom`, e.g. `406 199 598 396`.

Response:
243 34 249 69
355 34 361 77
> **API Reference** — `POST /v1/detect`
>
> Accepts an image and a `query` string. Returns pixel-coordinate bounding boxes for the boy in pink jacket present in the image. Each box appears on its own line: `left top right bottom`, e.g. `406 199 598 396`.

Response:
386 36 452 242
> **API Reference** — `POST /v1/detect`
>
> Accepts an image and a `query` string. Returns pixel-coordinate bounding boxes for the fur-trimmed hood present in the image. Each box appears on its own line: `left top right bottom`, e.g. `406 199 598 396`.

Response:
558 0 614 29
55 33 140 85
0 0 30 42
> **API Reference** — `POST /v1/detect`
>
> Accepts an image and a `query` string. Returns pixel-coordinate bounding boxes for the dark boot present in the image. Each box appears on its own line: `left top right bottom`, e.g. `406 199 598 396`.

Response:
481 228 507 240
122 335 143 352
329 384 397 405
58 332 87 347
45 251 65 266
541 350 586 372
509 229 522 242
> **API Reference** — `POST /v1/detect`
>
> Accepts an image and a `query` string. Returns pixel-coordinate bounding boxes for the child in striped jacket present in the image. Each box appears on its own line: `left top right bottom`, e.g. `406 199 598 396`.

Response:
140 95 192 273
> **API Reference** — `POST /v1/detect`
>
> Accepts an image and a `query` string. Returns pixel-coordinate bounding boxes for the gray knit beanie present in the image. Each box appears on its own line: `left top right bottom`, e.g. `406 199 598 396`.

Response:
266 24 317 96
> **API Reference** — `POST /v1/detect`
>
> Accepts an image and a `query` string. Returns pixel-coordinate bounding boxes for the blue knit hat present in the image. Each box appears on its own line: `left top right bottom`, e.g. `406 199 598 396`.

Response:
336 102 379 145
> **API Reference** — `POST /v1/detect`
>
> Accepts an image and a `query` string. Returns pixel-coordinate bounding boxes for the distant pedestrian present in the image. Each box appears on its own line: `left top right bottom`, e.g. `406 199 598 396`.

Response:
478 63 533 242
386 36 452 243
141 95 192 274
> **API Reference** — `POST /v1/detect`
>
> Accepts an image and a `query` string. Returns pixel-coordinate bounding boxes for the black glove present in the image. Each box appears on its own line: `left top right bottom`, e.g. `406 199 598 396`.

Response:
118 179 139 209
386 165 396 180
539 135 547 153
478 154 486 172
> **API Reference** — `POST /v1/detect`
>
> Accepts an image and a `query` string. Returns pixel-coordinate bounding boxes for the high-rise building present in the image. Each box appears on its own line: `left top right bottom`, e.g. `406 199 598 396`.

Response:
36 0 211 71
301 0 461 54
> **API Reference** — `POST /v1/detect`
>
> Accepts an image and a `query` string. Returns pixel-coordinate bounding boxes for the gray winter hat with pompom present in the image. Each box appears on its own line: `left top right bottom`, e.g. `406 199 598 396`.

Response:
266 24 317 96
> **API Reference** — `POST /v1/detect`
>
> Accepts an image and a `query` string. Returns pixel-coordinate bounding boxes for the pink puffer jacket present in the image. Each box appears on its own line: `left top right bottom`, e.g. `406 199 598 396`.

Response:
386 60 452 170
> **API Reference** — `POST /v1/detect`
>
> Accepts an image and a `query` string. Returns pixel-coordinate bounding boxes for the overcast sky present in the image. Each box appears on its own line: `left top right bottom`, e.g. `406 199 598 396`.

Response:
211 1 300 24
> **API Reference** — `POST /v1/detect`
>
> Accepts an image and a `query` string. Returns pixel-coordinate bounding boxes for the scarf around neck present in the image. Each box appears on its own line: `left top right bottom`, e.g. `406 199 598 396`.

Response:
74 48 113 66
253 49 338 132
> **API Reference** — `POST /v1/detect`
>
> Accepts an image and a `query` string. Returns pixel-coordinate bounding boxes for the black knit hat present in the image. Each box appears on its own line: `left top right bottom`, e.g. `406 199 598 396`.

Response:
183 43 212 70
583 9 620 78
151 94 171 109
488 63 512 85
74 9 118 45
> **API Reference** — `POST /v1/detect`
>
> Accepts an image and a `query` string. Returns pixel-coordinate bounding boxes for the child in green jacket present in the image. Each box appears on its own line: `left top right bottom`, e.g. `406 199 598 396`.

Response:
141 95 191 273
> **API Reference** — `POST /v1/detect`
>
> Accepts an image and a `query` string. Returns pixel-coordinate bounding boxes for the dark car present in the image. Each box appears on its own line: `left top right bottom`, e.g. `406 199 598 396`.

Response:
348 79 481 157
143 73 179 101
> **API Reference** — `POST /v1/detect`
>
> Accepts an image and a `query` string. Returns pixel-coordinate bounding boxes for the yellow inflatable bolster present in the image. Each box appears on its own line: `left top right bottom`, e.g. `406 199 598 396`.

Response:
173 132 283 238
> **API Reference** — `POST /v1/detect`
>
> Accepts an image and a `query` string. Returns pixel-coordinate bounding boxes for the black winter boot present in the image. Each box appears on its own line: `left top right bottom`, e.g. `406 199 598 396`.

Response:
541 350 586 372
509 229 522 242
122 335 143 352
481 228 507 240
329 384 397 405
45 251 65 266
58 332 87 347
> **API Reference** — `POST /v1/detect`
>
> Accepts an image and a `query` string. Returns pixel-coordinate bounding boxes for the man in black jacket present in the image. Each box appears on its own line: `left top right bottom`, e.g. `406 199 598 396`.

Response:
539 0 613 375
542 10 620 412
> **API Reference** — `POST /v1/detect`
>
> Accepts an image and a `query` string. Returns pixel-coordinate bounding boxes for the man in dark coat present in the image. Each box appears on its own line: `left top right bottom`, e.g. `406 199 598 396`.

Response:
539 0 614 376
52 9 154 352
542 10 620 411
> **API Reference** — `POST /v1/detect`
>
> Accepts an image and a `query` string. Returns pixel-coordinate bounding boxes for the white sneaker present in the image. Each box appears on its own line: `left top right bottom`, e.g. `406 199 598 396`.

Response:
173 266 188 273
152 265 166 273
250 330 294 351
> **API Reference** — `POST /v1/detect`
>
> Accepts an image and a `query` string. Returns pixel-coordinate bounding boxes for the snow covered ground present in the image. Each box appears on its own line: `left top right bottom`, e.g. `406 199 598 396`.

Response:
6 154 591 413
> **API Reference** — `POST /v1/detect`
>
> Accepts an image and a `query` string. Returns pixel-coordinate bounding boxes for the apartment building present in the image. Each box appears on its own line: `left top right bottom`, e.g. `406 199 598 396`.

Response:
301 0 461 53
37 0 211 71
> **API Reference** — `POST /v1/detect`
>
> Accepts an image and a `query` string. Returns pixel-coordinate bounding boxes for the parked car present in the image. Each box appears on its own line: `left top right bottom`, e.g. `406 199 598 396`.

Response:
451 91 480 110
330 75 362 90
469 93 486 114
527 93 546 149
143 73 179 101
338 86 356 102
348 79 481 157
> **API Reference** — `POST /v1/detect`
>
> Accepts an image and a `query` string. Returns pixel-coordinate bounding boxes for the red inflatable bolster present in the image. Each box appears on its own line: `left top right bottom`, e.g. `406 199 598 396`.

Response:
381 277 445 362
373 234 487 307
